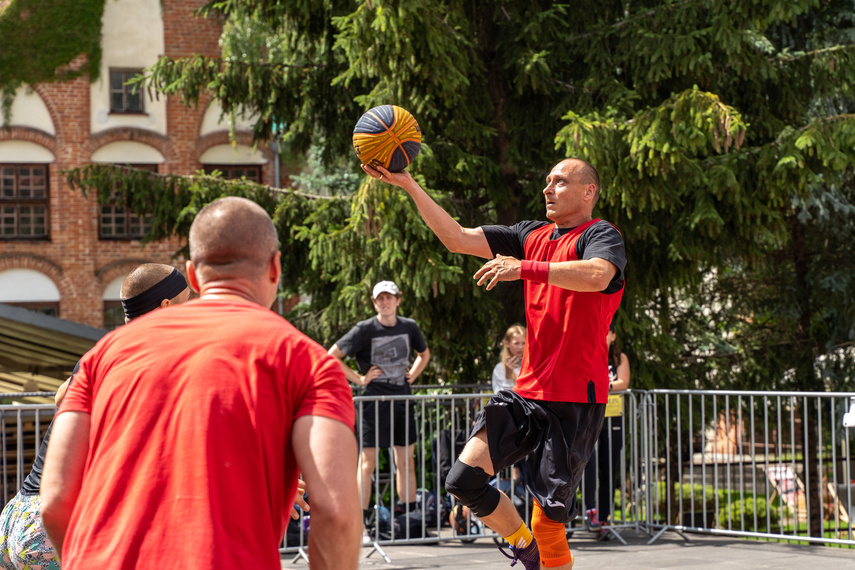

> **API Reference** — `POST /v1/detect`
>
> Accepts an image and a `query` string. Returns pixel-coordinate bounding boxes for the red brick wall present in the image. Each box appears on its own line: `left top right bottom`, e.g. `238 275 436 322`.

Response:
162 0 223 59
161 1 276 186
0 1 278 328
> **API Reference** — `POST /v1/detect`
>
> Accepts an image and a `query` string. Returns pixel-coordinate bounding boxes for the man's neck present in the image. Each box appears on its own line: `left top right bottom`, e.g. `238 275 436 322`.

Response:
200 291 257 304
376 314 398 327
553 213 594 229
199 279 264 305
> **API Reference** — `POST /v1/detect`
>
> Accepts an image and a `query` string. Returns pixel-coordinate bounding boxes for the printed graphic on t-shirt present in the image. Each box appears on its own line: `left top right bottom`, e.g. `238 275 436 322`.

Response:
371 334 411 385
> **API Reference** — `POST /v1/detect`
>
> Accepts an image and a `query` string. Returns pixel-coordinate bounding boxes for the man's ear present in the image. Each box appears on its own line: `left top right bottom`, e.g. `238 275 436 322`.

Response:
186 260 201 293
585 183 596 201
269 251 282 285
160 298 171 309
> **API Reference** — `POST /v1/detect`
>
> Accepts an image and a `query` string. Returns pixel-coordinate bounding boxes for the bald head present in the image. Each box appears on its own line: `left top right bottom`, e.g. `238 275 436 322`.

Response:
188 197 279 282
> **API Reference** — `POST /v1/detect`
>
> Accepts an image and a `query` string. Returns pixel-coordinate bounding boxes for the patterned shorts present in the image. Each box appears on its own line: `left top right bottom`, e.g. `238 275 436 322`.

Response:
0 492 60 570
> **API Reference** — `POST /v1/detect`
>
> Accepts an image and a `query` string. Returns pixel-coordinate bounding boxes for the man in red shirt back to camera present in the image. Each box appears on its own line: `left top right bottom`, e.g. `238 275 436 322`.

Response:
40 197 362 569
365 158 626 570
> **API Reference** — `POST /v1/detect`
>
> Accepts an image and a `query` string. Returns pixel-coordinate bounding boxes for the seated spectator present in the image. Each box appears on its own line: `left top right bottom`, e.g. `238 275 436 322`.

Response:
491 324 526 393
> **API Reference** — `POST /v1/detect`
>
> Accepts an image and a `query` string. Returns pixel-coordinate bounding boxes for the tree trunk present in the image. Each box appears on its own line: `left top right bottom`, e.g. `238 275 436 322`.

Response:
790 213 824 540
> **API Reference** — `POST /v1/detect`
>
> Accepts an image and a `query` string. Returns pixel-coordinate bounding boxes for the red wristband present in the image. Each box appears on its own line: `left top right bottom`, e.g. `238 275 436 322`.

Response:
520 260 549 284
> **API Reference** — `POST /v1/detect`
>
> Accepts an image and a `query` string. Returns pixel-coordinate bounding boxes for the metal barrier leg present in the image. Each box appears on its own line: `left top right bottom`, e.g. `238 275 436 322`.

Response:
289 547 309 564
601 526 628 544
646 524 689 545
646 526 669 544
363 541 391 563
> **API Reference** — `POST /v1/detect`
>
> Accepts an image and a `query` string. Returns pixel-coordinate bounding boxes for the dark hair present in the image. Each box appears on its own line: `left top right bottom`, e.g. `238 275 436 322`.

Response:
608 332 622 369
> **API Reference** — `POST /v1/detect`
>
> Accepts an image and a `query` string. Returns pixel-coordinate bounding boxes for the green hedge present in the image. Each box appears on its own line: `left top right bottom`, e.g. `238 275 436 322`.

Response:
718 497 781 532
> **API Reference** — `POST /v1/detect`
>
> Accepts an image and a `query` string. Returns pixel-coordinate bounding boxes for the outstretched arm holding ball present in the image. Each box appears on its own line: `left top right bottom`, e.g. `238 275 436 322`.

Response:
362 164 614 293
361 164 493 259
364 162 617 293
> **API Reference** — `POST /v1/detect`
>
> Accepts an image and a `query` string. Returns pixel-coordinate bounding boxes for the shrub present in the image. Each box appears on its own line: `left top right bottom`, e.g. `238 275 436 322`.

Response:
717 497 780 532
650 482 717 511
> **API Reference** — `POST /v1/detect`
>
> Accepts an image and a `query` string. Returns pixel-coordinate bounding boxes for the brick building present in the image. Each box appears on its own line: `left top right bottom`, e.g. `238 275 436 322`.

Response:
0 0 276 330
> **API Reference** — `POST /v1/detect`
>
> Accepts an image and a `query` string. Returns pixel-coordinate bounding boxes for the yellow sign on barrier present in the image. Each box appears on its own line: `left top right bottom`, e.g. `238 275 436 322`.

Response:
605 394 623 417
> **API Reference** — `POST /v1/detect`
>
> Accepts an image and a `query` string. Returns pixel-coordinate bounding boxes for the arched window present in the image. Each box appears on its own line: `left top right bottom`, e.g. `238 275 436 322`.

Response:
200 144 266 183
0 268 61 317
92 142 165 240
0 143 55 240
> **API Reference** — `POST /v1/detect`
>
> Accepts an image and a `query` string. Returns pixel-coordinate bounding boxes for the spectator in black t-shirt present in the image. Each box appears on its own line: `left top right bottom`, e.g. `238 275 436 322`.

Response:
328 281 431 531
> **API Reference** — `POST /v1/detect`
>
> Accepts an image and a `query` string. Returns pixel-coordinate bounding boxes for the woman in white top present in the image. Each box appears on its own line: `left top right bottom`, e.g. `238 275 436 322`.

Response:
491 324 526 393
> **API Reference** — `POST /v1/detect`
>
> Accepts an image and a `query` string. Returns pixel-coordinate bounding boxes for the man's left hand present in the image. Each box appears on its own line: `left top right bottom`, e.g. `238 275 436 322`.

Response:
474 255 521 291
290 478 309 520
361 164 413 188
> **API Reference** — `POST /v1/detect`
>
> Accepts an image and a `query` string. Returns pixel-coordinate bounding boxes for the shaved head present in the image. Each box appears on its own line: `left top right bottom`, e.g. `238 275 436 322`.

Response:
120 263 190 322
559 158 601 204
189 197 279 282
121 264 180 299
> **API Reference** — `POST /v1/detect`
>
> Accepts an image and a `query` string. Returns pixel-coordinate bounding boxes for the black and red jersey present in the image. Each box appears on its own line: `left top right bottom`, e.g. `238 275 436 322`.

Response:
483 219 625 403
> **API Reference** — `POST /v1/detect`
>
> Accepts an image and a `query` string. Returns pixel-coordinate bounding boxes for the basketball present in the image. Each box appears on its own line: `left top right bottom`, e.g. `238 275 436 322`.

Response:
352 105 421 172
450 503 479 543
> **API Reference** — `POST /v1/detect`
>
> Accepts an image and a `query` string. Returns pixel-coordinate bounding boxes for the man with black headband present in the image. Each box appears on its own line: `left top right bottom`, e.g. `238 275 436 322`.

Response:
41 197 360 570
0 263 188 570
120 264 191 322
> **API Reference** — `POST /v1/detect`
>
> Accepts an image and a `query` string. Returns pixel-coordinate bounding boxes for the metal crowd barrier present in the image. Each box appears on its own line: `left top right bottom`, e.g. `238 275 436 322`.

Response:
282 391 646 561
285 389 855 559
0 404 57 505
637 390 855 547
1 389 853 561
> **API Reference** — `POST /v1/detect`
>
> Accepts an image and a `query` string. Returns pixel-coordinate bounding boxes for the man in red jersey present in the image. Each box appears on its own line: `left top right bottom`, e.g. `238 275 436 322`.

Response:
41 197 361 570
0 263 189 570
364 159 625 570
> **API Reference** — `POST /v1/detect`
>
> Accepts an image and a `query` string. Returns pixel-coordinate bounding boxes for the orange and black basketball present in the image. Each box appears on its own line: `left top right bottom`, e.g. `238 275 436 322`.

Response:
352 105 421 172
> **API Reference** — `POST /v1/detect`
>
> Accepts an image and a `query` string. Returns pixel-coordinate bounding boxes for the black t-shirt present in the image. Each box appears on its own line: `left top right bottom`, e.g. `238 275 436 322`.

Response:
20 360 79 496
334 316 428 397
482 219 626 294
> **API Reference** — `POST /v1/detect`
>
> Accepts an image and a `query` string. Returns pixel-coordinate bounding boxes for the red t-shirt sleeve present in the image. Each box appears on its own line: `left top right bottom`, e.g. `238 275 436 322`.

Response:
293 345 355 431
58 351 95 416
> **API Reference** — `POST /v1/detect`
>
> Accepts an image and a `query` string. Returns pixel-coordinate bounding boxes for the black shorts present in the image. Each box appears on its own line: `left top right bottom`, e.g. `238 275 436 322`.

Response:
358 399 418 448
470 390 605 523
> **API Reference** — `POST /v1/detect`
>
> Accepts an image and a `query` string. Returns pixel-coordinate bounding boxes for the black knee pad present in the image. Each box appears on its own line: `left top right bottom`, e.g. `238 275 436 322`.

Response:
445 461 501 518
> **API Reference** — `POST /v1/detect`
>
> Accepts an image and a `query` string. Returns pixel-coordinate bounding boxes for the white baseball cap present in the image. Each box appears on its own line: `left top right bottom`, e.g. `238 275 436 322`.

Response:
372 281 400 298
